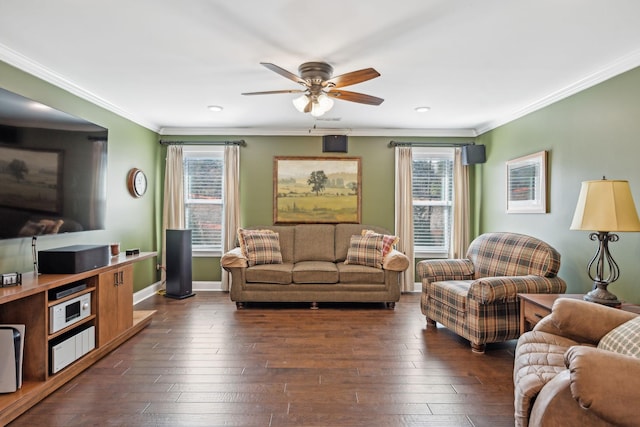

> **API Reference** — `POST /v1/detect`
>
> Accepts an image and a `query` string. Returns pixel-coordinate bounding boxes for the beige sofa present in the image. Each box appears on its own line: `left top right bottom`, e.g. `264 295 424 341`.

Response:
514 298 640 427
221 224 410 309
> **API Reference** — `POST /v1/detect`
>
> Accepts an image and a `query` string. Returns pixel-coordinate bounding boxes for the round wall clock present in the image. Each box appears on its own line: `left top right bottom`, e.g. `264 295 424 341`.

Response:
127 168 147 198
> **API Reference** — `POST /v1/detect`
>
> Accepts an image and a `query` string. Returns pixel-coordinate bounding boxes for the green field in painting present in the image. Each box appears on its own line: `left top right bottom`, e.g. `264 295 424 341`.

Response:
276 181 358 222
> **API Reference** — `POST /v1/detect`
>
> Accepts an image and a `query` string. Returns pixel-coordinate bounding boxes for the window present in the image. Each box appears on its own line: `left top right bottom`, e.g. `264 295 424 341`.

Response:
183 147 224 253
412 148 454 257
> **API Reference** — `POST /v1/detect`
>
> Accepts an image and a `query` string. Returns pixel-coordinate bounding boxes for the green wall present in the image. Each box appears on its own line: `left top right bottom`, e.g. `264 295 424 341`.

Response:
0 61 160 292
477 66 640 304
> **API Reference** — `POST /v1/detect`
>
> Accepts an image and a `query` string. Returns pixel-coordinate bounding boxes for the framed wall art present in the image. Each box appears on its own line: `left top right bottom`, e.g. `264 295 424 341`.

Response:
274 156 361 223
506 150 547 214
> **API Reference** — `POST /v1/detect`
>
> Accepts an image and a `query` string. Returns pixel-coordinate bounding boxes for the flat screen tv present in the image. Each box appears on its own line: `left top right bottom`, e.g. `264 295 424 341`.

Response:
0 87 108 240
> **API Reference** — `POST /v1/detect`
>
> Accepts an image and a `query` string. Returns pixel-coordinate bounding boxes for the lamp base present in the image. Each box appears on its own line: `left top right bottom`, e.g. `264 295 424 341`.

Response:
583 282 622 307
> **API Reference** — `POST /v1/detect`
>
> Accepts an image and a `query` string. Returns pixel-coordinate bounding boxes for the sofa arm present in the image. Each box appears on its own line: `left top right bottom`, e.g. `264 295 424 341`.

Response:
220 247 248 269
416 259 474 282
535 298 638 344
468 275 566 304
565 345 640 426
382 249 410 271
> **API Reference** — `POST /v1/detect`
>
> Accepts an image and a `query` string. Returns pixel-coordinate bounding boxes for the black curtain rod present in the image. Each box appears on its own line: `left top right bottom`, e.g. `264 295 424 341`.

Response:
159 139 246 146
388 141 475 148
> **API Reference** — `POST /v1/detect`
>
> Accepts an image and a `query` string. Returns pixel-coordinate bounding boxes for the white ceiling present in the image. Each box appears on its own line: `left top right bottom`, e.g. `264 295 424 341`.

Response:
1 0 640 137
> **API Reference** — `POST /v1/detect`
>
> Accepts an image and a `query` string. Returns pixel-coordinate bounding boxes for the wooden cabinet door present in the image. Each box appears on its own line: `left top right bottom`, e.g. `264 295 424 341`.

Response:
98 265 133 346
117 265 133 332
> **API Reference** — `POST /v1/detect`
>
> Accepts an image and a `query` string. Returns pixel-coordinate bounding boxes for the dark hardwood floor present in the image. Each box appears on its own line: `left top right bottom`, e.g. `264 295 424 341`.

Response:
9 292 517 427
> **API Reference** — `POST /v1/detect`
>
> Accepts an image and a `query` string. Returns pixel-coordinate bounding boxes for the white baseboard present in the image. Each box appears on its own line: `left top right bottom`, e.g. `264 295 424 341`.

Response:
193 281 223 291
133 281 224 305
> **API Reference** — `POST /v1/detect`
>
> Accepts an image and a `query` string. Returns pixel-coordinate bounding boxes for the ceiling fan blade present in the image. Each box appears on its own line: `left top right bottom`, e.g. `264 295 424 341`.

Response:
242 89 305 96
325 68 380 88
326 90 384 105
260 62 308 86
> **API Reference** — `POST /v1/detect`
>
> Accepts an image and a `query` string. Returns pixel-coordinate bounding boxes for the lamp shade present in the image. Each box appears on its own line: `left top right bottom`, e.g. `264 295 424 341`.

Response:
570 179 640 232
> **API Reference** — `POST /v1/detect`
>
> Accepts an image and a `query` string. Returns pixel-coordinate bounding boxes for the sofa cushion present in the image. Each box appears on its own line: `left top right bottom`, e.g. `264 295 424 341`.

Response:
337 263 385 284
245 263 293 284
335 224 389 261
294 224 336 262
428 280 472 312
265 226 295 263
362 229 399 256
467 232 561 278
292 261 339 284
598 315 640 357
238 228 283 266
344 234 384 268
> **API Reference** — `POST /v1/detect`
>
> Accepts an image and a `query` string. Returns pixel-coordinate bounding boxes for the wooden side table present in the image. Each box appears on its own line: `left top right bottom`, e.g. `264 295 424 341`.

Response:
518 293 640 334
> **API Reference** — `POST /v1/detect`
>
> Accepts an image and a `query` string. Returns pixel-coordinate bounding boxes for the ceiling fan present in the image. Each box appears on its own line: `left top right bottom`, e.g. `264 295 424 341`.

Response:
242 62 384 117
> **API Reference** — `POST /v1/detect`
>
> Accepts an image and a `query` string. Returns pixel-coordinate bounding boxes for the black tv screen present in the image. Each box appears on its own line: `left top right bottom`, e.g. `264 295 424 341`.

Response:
0 87 108 240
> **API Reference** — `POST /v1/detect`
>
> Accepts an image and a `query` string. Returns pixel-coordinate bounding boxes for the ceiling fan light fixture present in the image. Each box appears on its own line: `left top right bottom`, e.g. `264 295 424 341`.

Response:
293 93 334 117
292 94 309 113
310 94 334 117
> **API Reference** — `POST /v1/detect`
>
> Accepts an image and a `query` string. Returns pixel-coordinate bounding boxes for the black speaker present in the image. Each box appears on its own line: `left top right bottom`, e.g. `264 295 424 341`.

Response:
461 144 486 165
322 135 348 152
165 229 195 299
38 245 110 274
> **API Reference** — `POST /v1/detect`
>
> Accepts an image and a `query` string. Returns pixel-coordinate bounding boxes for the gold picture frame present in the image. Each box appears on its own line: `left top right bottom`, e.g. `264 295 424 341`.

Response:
506 150 548 214
274 156 361 223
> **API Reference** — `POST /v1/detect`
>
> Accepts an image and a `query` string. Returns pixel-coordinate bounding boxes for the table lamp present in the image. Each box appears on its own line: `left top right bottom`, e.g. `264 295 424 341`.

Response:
570 178 640 306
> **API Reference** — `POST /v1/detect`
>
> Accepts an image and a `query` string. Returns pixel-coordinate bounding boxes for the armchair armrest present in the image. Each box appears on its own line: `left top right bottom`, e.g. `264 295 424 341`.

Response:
535 298 638 344
565 345 640 426
382 249 410 271
220 247 248 269
468 275 566 304
416 259 474 282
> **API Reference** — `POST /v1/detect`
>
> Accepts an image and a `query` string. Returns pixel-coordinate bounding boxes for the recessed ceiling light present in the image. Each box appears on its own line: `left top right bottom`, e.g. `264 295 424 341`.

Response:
415 106 431 113
207 105 223 112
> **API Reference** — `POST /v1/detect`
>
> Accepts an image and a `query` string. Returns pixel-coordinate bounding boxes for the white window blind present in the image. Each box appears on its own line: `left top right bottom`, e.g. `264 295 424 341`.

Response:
183 147 224 252
412 148 454 257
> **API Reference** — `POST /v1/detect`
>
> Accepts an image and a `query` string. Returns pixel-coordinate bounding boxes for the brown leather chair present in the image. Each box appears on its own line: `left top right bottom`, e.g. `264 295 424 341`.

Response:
514 298 640 426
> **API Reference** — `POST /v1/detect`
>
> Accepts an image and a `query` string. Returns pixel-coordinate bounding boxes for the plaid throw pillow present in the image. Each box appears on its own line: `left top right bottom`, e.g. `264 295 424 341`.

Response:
345 234 384 268
361 229 399 256
238 229 283 267
598 316 640 358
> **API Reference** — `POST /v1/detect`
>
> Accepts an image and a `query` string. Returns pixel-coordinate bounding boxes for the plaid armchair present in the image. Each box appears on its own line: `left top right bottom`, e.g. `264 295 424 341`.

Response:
418 232 566 353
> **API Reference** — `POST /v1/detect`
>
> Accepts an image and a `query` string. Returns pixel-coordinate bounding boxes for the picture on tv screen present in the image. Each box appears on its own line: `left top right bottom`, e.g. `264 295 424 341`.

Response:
0 87 108 240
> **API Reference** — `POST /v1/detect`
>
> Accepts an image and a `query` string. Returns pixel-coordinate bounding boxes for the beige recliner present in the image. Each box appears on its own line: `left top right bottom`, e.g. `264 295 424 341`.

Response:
514 298 640 426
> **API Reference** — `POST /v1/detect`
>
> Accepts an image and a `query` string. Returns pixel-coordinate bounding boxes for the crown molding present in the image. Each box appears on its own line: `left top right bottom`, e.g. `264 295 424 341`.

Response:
5 39 636 138
0 43 160 132
476 49 640 135
158 127 477 138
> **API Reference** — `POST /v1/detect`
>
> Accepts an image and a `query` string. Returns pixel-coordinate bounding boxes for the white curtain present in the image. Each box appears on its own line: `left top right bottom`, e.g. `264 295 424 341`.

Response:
394 146 415 292
161 145 185 284
222 145 240 291
450 147 470 259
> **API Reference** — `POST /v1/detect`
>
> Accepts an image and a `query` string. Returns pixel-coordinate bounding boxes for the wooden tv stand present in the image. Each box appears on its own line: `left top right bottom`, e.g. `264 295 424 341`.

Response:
0 252 157 425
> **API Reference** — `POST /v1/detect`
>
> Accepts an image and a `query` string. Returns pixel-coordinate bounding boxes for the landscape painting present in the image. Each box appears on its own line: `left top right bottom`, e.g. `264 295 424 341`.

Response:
0 146 62 213
274 156 361 223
